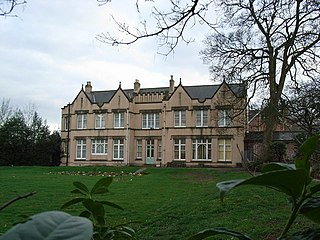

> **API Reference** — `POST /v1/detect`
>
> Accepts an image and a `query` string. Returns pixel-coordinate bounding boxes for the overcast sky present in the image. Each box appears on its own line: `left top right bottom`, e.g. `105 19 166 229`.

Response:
0 1 212 131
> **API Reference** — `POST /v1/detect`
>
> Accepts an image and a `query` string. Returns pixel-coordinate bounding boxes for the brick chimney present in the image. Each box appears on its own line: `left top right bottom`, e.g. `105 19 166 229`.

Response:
85 81 92 93
169 75 175 94
134 79 140 94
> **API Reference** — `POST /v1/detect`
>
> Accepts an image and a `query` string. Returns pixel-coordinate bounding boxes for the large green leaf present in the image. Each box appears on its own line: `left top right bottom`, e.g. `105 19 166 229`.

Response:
188 227 252 240
217 169 307 201
310 183 320 195
281 228 320 240
299 135 319 160
261 163 295 173
299 197 320 224
61 197 85 209
90 177 112 195
99 200 124 210
0 211 92 240
73 181 90 195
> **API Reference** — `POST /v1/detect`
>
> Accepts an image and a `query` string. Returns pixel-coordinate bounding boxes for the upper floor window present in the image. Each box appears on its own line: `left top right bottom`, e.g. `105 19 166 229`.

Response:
114 112 124 128
95 114 105 129
91 139 107 155
142 113 160 129
63 116 69 131
77 114 87 129
174 110 186 127
192 139 211 161
76 139 86 159
195 110 208 127
218 109 232 127
218 139 231 162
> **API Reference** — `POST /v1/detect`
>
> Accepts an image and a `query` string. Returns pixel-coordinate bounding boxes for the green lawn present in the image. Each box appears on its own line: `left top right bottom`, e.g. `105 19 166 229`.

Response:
0 166 316 239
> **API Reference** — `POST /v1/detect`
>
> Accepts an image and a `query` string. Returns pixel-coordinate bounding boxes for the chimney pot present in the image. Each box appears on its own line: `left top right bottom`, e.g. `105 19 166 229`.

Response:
85 81 92 93
169 75 175 94
134 79 140 93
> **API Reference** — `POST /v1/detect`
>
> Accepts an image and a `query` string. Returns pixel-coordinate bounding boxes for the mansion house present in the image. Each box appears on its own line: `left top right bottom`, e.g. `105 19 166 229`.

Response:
60 76 247 167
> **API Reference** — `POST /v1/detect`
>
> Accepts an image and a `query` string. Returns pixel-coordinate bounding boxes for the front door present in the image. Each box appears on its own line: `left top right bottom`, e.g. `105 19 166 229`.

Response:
146 140 154 164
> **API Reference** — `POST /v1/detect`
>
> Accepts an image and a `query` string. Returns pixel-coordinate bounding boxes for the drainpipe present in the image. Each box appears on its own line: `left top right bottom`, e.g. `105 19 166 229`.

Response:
66 103 71 166
126 108 129 166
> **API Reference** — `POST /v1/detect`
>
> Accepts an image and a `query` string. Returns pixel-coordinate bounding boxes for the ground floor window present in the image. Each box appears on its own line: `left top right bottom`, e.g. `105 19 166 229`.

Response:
158 140 162 159
76 139 86 159
218 139 231 162
192 139 211 161
174 139 186 160
91 139 107 155
113 139 124 160
136 139 142 159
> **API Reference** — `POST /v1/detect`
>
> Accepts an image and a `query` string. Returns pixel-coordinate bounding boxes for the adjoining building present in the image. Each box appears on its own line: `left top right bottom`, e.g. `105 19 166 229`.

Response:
60 76 247 167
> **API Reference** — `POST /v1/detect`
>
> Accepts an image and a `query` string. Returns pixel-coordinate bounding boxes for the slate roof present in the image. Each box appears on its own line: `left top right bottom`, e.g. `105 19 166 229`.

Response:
85 82 245 105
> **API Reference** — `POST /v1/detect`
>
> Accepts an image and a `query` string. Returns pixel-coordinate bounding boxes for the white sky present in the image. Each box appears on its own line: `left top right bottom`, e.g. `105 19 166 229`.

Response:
0 1 212 131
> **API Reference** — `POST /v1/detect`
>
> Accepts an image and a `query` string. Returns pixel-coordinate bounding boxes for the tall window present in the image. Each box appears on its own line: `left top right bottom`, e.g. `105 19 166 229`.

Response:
174 139 186 160
136 139 142 159
63 116 69 131
114 112 124 128
218 109 232 127
218 139 231 162
142 113 160 129
192 139 211 161
158 140 162 159
91 139 107 155
174 110 186 127
76 139 86 159
195 110 208 127
95 114 105 129
113 139 124 160
77 114 87 129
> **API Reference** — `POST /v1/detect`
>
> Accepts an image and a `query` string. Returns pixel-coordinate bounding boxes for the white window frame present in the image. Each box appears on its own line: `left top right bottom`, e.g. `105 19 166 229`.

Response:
218 109 232 127
218 139 232 162
136 139 142 159
174 139 186 160
174 110 186 127
77 114 87 129
114 112 124 128
195 110 208 127
113 139 124 160
76 139 86 159
91 139 107 155
158 140 162 159
63 116 69 131
142 113 160 129
192 139 211 161
95 114 105 129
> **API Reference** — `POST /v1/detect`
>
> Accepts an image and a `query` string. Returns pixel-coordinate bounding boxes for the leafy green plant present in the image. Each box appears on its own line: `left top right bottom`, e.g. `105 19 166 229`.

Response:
61 177 135 240
190 135 320 240
0 211 93 240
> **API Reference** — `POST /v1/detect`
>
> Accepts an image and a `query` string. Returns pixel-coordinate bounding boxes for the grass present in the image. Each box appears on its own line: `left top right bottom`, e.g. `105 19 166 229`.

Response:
0 166 316 239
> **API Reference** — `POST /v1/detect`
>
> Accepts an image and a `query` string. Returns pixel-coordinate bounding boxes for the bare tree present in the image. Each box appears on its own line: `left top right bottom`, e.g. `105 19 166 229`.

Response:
0 98 12 126
0 0 26 17
285 80 320 136
99 0 320 160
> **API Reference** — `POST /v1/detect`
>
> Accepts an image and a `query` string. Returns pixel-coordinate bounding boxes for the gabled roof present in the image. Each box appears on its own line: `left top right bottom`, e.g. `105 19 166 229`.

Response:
84 82 245 105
